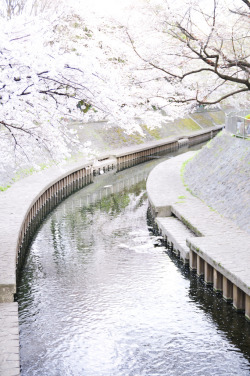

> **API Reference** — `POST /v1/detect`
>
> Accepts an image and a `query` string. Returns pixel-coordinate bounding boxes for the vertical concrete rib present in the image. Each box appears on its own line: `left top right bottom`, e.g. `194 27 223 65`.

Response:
213 270 223 292
197 256 204 277
233 286 245 312
204 262 213 285
223 277 233 302
190 251 197 271
246 295 250 321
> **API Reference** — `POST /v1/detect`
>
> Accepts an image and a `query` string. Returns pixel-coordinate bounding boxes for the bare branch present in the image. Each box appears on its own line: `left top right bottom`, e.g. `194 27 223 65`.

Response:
9 34 30 42
241 0 250 8
197 88 249 105
127 31 181 80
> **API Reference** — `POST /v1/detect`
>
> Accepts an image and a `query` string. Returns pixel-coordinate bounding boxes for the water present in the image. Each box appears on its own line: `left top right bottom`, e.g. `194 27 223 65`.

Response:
17 150 250 376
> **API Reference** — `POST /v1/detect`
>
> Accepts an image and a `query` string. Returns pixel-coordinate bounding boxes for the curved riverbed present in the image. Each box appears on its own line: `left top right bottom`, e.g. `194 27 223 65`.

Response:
17 150 250 376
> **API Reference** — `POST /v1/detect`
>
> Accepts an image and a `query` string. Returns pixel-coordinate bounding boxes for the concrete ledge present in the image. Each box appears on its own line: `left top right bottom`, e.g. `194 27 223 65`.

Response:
187 236 250 296
171 201 246 238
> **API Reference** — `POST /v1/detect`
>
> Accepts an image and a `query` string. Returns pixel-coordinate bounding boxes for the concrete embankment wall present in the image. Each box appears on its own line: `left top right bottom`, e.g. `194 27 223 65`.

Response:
184 131 250 234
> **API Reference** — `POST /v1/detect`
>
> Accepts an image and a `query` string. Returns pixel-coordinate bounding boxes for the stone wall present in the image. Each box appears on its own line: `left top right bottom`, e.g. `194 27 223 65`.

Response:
184 131 250 234
73 109 225 152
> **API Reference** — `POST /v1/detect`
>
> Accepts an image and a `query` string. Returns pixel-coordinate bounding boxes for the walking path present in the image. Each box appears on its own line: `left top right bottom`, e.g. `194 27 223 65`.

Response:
147 152 250 319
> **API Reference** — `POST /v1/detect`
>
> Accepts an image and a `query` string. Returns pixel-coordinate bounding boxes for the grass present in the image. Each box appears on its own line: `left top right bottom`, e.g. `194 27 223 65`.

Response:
141 124 162 140
180 152 198 188
0 162 53 192
11 166 37 183
208 111 225 125
0 185 11 192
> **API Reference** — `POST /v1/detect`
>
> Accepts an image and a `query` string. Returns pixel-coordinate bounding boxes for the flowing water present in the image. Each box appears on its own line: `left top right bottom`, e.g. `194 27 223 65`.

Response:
17 149 250 376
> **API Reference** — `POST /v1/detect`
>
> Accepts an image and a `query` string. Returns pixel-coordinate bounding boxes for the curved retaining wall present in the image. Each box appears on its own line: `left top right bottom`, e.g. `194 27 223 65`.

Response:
0 161 96 303
0 125 222 375
115 127 220 162
147 140 250 322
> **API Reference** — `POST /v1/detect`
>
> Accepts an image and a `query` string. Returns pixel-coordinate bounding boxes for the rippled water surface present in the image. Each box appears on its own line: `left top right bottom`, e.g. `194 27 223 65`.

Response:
17 152 250 376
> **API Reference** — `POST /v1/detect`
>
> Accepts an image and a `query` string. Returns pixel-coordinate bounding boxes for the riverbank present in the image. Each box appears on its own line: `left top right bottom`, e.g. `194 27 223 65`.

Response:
146 131 250 321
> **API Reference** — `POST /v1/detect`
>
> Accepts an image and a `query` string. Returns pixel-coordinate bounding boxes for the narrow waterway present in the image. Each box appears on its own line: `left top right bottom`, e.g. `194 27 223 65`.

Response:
17 148 250 376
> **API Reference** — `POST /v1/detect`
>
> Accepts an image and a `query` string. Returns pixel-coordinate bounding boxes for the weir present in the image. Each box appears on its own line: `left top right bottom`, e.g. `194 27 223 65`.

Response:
0 125 223 375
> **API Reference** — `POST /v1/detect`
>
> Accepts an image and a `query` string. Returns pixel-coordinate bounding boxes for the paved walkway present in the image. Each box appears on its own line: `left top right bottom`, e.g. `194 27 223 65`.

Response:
0 303 20 375
146 153 250 297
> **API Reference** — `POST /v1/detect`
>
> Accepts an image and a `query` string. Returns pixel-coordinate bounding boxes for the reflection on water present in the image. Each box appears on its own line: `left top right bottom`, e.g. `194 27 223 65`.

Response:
17 153 250 376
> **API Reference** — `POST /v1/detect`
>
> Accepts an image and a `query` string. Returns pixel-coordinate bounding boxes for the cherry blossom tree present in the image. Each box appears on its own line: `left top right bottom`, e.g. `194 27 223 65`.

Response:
0 0 249 180
1 0 25 18
0 0 58 17
126 0 250 112
0 1 142 177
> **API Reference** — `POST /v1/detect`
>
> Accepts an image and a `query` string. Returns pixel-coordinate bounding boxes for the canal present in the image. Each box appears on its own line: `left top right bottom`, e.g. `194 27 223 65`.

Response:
17 147 250 376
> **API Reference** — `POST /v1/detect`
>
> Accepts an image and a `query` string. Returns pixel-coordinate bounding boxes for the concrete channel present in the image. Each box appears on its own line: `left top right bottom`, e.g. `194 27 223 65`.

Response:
0 125 222 375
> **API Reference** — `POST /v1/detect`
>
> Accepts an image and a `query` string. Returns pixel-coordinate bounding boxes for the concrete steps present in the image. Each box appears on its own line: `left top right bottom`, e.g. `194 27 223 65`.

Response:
156 216 195 263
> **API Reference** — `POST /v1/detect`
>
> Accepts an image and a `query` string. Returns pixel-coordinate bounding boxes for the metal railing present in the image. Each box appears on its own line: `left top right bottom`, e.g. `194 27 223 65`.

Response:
225 110 250 138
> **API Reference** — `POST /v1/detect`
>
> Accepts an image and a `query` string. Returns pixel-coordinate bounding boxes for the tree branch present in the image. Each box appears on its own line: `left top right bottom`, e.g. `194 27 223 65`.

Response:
241 0 250 8
197 88 249 105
